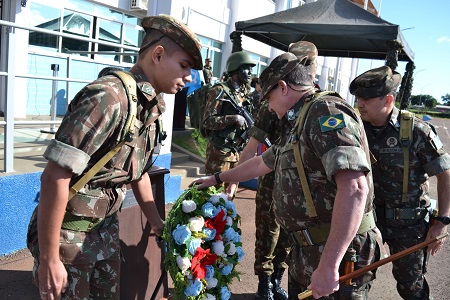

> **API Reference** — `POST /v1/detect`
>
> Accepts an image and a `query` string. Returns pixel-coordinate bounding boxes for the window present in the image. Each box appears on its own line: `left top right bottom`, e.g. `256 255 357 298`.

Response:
28 0 142 64
198 36 223 82
247 52 268 77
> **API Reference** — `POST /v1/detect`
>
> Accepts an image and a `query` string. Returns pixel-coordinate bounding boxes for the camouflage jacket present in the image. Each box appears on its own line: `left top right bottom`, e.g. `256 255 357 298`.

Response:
248 101 290 147
203 66 213 84
203 77 252 152
43 72 164 218
262 93 374 232
365 106 450 209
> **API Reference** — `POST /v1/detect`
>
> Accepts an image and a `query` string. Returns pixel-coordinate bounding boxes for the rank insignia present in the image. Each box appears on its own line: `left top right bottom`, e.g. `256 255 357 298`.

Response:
319 114 346 132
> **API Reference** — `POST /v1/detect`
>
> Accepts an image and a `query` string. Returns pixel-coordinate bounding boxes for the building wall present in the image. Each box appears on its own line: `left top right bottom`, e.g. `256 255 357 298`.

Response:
0 0 359 255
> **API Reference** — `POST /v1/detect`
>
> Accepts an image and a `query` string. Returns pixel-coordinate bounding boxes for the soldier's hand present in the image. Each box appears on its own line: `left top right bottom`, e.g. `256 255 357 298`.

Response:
226 115 247 127
426 222 448 255
189 175 216 190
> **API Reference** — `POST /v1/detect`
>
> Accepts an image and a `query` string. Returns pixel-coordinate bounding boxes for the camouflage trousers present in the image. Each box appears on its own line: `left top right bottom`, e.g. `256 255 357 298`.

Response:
205 142 239 190
287 229 382 300
254 171 290 276
377 218 430 299
27 209 121 299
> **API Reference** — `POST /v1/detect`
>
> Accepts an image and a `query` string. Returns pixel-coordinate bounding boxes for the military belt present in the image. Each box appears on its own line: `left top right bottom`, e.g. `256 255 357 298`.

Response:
292 210 376 247
61 212 115 232
376 206 428 220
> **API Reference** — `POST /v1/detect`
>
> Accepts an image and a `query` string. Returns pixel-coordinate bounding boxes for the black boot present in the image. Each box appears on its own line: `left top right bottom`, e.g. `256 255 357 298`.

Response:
271 268 288 300
255 275 274 300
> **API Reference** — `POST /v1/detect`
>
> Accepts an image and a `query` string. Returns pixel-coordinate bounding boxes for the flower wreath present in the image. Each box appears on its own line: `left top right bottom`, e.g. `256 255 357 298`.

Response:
163 186 244 300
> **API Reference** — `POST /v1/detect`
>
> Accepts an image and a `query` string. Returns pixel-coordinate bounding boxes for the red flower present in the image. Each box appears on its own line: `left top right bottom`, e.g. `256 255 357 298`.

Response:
190 247 218 279
204 208 227 240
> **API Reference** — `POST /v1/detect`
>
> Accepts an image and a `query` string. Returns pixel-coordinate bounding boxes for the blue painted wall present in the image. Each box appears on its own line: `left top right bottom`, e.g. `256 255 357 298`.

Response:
0 152 181 255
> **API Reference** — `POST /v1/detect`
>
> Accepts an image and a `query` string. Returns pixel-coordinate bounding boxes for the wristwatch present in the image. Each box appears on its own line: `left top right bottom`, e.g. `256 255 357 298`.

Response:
433 216 450 225
214 172 223 184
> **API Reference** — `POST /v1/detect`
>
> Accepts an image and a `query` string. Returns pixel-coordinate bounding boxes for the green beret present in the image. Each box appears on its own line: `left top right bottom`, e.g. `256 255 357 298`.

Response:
350 66 401 99
141 14 203 70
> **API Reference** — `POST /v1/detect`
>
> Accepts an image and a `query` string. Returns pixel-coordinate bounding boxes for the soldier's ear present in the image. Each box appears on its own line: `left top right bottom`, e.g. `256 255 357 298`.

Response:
151 45 165 65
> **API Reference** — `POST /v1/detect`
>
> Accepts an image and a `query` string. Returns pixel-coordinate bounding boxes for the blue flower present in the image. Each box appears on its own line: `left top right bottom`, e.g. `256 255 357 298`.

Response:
187 238 202 255
220 286 231 300
224 227 241 243
172 224 191 245
203 227 216 241
214 206 227 219
235 246 245 263
202 202 216 218
184 278 203 297
205 265 215 279
221 264 233 276
225 201 237 218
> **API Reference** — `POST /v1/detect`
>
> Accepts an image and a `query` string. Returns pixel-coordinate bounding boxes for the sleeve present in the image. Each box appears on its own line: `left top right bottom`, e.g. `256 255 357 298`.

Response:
306 100 371 180
44 83 124 174
248 102 275 143
416 121 450 176
261 145 277 170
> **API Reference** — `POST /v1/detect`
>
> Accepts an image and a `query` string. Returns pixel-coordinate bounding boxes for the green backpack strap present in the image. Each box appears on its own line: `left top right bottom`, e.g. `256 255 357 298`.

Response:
399 110 414 203
68 71 138 200
292 91 342 218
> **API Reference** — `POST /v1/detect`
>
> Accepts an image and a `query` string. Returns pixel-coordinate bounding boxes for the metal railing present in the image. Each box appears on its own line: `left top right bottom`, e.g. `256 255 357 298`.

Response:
0 19 136 173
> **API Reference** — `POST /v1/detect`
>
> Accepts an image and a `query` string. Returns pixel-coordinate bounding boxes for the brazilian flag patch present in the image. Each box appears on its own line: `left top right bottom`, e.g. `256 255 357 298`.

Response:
319 114 346 132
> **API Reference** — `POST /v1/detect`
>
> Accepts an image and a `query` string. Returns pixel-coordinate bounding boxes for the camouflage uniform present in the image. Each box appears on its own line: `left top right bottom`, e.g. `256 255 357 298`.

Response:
350 66 450 299
26 14 203 299
203 64 213 85
248 89 262 119
203 77 252 188
247 101 291 278
261 92 382 299
364 107 450 299
27 73 163 299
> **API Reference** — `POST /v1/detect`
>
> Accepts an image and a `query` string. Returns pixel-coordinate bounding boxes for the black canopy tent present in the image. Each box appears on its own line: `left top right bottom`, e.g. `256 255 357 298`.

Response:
233 0 416 107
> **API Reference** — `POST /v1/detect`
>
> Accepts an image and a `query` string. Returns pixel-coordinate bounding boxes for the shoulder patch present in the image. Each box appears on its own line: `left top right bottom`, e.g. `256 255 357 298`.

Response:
319 114 346 132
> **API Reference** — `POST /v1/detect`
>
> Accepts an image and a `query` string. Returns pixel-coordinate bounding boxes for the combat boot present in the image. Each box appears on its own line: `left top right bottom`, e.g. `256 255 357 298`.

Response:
271 268 288 300
255 274 274 300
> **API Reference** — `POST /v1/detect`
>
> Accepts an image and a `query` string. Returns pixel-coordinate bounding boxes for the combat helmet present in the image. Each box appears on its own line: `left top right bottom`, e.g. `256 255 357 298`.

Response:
226 51 256 73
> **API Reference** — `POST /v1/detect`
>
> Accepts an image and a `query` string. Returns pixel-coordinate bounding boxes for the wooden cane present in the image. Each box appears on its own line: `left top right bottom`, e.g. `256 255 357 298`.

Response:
298 232 449 299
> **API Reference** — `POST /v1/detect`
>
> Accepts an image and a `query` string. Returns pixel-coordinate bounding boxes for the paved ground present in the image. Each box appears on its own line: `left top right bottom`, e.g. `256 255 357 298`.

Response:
1 117 450 299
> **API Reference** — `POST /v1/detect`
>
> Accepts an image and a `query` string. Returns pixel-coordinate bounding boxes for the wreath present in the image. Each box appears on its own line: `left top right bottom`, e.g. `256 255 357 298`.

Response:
163 186 244 300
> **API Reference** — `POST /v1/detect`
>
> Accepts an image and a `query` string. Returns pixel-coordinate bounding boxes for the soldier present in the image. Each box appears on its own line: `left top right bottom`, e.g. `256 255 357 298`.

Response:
203 57 213 85
227 41 321 300
26 14 203 300
350 66 450 299
248 77 262 119
203 51 255 194
192 52 382 299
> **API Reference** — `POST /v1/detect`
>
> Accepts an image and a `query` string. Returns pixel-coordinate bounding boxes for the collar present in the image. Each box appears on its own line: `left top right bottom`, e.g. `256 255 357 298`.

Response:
284 92 313 124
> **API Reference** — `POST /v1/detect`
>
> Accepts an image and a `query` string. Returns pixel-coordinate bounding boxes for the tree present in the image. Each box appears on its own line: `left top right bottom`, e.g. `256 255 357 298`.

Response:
409 94 437 109
442 93 450 106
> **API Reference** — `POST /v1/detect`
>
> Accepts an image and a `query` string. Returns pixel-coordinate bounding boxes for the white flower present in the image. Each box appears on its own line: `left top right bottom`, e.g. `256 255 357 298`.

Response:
182 200 197 213
226 242 236 255
188 216 205 232
219 193 228 201
226 216 233 226
206 277 218 289
205 293 216 300
176 255 191 272
208 194 220 204
212 240 224 256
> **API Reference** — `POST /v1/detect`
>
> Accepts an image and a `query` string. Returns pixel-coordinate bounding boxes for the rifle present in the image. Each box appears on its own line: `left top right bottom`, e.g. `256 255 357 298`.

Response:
216 88 272 148
298 232 449 299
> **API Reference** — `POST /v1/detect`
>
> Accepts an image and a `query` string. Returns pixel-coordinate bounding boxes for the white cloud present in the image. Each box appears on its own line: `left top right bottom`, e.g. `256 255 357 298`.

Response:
437 36 450 43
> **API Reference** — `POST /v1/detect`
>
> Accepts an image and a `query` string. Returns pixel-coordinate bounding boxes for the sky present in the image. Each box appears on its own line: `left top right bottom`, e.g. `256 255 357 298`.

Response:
356 0 450 102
